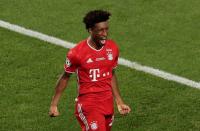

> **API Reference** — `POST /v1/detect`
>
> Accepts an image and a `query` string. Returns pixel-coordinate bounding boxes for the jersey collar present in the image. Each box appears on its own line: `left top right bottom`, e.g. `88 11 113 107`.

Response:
87 37 105 51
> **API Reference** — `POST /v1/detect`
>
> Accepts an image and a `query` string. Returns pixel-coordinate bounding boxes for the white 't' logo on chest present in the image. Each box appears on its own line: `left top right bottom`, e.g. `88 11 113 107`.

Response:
89 69 100 81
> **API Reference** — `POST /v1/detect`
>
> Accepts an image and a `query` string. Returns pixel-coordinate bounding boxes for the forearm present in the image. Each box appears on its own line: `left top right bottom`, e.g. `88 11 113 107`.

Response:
51 72 70 106
111 71 131 114
111 71 124 105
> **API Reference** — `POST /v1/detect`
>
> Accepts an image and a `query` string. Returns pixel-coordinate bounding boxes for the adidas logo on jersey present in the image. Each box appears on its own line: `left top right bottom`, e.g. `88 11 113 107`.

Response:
86 58 93 63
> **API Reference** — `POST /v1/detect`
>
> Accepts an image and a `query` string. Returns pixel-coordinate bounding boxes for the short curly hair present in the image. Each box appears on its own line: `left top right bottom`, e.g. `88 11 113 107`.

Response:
83 10 111 30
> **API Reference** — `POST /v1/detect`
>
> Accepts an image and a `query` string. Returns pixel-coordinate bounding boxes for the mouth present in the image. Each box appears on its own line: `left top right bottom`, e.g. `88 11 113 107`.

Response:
100 39 106 44
99 37 107 45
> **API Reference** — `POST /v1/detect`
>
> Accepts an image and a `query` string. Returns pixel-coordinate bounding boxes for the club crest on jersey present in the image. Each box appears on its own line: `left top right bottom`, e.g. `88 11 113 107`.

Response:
65 58 71 67
107 51 113 60
90 121 98 130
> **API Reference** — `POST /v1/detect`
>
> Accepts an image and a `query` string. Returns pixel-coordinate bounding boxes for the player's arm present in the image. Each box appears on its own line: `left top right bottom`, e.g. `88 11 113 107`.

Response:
49 71 71 117
111 70 131 115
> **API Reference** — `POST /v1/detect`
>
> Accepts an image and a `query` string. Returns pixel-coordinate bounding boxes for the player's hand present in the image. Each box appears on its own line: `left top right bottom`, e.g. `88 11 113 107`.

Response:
49 105 59 117
117 104 131 115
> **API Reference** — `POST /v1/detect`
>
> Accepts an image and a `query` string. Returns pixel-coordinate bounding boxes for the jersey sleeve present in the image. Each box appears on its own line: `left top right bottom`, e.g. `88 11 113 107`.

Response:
64 49 79 73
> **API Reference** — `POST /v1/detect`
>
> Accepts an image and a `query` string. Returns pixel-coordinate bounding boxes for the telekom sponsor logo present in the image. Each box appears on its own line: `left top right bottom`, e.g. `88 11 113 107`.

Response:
89 69 100 81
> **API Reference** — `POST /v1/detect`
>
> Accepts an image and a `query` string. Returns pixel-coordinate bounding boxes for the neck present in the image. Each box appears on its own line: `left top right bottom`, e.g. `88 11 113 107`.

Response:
88 37 103 50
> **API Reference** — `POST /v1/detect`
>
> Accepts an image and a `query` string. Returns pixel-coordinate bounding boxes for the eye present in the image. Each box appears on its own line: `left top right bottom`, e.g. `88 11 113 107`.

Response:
99 27 109 32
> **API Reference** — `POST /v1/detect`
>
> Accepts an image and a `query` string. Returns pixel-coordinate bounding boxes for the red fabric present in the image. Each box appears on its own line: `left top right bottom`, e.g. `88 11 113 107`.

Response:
64 39 119 95
75 93 114 131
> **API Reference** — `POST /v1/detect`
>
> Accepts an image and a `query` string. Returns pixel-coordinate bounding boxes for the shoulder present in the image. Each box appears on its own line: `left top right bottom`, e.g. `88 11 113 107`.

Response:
70 39 87 53
106 39 119 53
68 39 87 53
67 39 87 61
106 39 119 49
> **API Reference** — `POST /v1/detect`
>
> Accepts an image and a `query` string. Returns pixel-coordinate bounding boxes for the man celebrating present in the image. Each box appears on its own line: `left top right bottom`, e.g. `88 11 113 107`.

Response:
49 10 131 131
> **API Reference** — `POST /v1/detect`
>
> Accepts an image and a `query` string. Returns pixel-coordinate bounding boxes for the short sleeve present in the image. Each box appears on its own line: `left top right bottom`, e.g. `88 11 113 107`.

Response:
64 49 79 73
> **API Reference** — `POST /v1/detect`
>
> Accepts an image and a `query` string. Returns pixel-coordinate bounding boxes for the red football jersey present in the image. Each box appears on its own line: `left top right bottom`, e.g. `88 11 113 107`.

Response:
64 38 119 95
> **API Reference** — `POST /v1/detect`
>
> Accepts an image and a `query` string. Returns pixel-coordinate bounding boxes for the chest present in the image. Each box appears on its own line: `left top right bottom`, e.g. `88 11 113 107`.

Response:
80 49 115 70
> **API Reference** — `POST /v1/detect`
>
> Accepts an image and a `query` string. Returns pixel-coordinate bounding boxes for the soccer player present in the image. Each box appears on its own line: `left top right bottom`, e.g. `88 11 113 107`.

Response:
49 10 131 131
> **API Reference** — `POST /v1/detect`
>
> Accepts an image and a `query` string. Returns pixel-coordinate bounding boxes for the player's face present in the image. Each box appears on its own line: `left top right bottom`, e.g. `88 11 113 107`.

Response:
90 21 109 46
